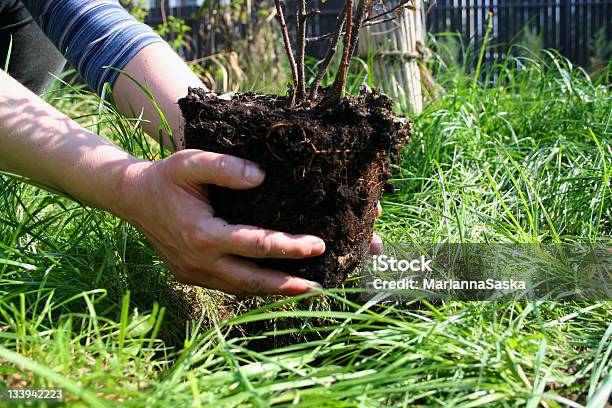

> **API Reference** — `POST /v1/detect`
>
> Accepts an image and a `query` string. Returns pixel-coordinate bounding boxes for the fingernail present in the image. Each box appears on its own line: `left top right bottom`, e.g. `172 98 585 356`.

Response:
371 234 384 255
244 163 265 184
306 280 323 291
370 242 384 255
308 239 326 255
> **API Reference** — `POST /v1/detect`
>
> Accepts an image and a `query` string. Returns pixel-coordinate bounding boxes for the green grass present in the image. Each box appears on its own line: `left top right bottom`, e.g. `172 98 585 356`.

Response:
0 49 610 407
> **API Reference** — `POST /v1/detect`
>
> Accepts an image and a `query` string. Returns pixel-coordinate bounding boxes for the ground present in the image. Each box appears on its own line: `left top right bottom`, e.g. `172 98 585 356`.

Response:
0 50 610 407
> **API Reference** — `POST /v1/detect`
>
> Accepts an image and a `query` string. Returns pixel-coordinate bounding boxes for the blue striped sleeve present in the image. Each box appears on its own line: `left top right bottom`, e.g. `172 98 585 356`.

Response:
22 0 166 95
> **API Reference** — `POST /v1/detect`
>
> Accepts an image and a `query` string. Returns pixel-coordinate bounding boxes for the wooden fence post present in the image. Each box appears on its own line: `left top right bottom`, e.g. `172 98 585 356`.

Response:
359 0 427 113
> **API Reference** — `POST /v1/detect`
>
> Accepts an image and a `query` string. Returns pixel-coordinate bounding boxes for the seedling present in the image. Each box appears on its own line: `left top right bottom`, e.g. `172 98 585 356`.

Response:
180 1 412 286
273 0 416 107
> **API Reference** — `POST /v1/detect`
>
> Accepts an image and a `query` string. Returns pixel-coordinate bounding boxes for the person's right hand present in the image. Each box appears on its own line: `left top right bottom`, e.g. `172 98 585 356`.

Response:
116 150 326 296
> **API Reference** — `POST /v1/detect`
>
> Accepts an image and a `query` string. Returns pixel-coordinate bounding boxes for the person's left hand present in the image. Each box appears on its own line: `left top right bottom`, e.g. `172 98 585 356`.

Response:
371 202 384 255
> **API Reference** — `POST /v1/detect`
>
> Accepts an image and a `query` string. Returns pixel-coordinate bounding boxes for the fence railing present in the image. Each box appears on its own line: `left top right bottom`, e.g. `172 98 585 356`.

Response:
145 1 612 68
144 1 350 60
426 0 612 68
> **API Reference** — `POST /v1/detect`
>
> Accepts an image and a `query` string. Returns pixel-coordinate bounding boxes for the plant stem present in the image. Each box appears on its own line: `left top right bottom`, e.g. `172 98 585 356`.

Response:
309 3 348 100
346 0 371 68
364 0 414 24
306 16 398 43
319 0 353 109
160 0 167 25
472 11 493 90
274 0 299 103
296 0 307 102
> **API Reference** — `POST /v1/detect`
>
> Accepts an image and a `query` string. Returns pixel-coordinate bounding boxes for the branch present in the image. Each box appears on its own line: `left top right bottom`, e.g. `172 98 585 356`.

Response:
364 0 415 24
160 0 167 25
363 15 400 28
319 0 354 109
309 3 347 100
306 16 399 43
306 8 320 17
274 0 298 104
296 0 307 102
346 0 372 67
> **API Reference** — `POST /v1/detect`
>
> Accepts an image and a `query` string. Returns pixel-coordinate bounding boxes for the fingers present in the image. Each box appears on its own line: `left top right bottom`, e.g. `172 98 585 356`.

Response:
216 256 322 295
170 149 265 189
372 203 383 254
171 254 323 295
208 218 326 259
370 233 383 255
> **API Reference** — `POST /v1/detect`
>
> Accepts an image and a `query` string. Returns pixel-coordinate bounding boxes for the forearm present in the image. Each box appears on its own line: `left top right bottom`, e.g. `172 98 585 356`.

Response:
22 1 202 150
0 70 139 217
112 42 206 150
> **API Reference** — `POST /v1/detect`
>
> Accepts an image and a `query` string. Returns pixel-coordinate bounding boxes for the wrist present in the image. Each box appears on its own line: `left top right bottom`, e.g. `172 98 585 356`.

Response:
115 159 154 224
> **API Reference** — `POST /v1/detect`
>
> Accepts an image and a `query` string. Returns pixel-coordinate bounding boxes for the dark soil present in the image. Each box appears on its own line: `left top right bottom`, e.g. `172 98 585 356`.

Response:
179 87 410 287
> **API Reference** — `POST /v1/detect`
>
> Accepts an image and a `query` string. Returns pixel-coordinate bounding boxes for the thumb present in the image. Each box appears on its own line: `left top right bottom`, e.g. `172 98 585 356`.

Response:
169 149 265 189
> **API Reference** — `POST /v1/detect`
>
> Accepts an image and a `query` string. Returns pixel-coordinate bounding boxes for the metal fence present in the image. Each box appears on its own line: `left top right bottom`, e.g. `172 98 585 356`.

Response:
146 1 612 67
426 0 612 68
144 1 351 60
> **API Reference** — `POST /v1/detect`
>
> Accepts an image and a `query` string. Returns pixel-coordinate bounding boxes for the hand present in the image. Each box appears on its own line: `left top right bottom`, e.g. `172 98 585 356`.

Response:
117 150 326 295
371 202 384 255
